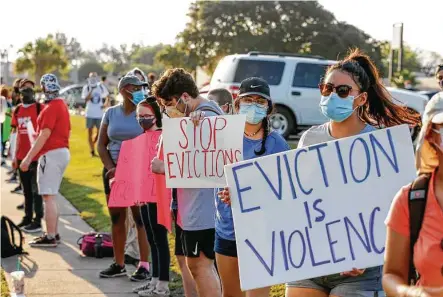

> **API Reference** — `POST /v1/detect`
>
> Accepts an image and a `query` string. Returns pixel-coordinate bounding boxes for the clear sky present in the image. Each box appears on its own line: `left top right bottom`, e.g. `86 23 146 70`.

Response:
1 0 441 61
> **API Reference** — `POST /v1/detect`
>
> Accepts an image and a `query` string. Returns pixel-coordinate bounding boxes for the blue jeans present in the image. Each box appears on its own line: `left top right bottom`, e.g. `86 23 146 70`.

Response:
286 266 385 297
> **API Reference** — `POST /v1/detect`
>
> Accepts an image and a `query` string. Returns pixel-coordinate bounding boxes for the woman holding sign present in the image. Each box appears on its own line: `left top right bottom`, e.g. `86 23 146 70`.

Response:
97 75 151 281
132 97 172 297
383 94 443 296
216 77 291 297
282 50 420 296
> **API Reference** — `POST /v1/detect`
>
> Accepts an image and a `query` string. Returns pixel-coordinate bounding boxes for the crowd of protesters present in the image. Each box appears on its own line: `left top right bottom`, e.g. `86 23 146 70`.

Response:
1 53 442 297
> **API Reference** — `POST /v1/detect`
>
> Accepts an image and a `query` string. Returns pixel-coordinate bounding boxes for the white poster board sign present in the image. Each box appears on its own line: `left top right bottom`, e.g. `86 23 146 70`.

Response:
224 125 416 290
163 115 245 188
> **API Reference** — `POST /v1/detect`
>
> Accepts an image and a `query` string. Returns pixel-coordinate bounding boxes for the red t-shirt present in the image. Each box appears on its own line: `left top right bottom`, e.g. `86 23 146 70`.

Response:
37 99 71 155
11 103 43 161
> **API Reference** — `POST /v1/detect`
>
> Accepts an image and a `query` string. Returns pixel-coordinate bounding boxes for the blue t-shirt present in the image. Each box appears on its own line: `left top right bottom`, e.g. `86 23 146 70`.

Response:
215 131 291 241
102 104 143 163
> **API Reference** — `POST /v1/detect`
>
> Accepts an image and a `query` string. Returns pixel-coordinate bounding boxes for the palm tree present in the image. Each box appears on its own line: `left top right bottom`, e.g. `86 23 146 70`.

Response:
15 35 69 83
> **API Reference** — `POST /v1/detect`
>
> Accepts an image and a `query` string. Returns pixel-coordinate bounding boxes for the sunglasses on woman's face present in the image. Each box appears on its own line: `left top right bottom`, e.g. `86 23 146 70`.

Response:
319 83 355 98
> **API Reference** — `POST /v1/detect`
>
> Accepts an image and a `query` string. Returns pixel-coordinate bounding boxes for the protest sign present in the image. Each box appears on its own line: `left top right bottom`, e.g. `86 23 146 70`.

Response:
162 115 245 188
109 131 163 207
224 125 416 290
155 139 173 232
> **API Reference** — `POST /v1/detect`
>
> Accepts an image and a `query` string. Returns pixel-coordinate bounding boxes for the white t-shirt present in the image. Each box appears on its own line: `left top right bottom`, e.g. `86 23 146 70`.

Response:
81 83 109 119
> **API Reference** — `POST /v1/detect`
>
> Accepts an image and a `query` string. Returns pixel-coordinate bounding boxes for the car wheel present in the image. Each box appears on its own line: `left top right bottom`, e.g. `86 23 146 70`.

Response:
269 106 295 139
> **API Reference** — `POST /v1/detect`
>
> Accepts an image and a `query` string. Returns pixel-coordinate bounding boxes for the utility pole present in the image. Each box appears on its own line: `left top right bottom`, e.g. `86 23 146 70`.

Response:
389 23 404 84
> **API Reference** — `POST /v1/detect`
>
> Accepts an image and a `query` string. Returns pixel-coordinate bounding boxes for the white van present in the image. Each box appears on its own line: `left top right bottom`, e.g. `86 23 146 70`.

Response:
210 52 427 139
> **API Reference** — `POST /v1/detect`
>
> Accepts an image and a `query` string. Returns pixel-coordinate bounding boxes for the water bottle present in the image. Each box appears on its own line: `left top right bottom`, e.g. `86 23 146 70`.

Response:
94 234 103 258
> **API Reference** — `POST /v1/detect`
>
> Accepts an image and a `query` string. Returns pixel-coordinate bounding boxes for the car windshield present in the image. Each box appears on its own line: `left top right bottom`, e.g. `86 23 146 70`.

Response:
233 59 285 85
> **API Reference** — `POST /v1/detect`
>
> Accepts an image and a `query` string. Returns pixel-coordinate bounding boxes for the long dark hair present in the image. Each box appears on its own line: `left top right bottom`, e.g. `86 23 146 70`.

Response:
327 49 421 128
139 96 163 128
234 97 273 156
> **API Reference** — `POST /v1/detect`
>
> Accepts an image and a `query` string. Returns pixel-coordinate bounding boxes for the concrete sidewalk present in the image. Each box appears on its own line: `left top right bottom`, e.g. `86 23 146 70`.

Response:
1 167 140 296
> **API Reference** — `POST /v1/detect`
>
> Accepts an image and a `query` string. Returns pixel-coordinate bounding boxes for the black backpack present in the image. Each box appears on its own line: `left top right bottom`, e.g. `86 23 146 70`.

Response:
407 173 432 285
1 216 27 258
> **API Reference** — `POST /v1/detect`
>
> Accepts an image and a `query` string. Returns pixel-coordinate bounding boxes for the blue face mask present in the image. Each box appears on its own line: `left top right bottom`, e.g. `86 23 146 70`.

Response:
319 93 359 122
239 103 267 124
130 90 145 105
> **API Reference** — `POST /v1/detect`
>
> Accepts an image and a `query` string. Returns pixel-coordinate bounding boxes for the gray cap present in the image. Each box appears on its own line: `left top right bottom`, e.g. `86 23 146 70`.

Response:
118 75 149 91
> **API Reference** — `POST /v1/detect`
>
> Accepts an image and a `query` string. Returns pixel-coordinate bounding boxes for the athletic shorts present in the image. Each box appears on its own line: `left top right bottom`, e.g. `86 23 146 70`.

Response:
37 148 70 195
286 266 385 297
214 232 237 257
182 228 215 260
86 117 102 129
173 209 184 256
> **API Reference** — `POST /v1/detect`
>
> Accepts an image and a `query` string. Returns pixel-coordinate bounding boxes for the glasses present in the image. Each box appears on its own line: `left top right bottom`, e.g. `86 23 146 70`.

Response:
319 83 355 98
239 96 268 106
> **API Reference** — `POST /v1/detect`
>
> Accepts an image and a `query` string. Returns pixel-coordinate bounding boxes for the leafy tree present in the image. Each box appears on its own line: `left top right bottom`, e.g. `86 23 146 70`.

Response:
379 41 422 79
53 32 82 63
419 51 443 77
166 1 384 73
78 61 105 81
15 35 69 82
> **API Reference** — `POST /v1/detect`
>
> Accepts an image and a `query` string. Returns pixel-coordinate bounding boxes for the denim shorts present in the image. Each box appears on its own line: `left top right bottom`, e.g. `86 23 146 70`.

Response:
286 266 385 297
214 232 237 258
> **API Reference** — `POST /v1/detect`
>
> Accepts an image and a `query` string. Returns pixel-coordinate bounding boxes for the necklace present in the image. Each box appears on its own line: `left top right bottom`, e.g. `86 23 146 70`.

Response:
244 127 263 137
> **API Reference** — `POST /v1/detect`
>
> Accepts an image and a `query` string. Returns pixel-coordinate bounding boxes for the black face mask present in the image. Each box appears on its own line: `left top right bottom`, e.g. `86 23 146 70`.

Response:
20 88 35 104
138 118 155 131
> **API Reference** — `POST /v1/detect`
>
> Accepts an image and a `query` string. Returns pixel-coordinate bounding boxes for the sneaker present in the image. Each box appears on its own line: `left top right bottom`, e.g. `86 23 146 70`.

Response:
124 254 140 267
29 235 57 247
133 282 155 294
139 287 170 297
17 219 32 228
130 266 150 282
23 222 42 233
6 176 18 183
99 263 127 278
11 186 23 194
33 233 61 243
16 203 24 210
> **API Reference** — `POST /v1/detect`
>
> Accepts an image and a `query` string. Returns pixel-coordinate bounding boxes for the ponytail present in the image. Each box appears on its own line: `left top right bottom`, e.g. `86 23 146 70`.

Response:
255 118 270 156
328 48 421 128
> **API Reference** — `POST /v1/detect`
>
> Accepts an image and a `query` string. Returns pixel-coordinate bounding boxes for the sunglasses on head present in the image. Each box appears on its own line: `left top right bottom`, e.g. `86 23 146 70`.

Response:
319 83 355 98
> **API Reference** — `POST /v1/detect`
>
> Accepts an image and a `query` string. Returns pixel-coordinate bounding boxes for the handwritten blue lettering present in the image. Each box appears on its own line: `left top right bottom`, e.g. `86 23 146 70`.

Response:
232 162 260 213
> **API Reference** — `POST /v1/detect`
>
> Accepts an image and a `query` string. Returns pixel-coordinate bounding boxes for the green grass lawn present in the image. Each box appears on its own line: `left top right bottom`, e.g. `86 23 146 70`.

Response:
1 269 9 297
60 115 285 297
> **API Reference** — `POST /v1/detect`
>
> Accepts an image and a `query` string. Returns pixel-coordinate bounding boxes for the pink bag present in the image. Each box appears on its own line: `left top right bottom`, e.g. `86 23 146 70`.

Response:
77 232 113 258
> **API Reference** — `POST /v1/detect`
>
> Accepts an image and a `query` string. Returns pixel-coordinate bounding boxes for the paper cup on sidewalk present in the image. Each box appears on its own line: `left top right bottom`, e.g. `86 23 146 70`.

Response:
10 270 25 294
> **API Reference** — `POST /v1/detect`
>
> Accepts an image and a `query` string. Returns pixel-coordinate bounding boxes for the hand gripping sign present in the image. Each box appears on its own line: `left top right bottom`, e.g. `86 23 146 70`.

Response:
224 125 416 291
162 115 246 188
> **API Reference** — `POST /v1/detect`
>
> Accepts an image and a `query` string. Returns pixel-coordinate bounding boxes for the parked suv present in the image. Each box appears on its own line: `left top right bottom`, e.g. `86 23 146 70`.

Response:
210 51 427 139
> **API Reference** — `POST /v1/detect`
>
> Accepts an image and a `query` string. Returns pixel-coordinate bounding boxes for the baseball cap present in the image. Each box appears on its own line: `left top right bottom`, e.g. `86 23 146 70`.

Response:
118 75 149 91
19 79 35 89
238 77 271 101
415 92 443 174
